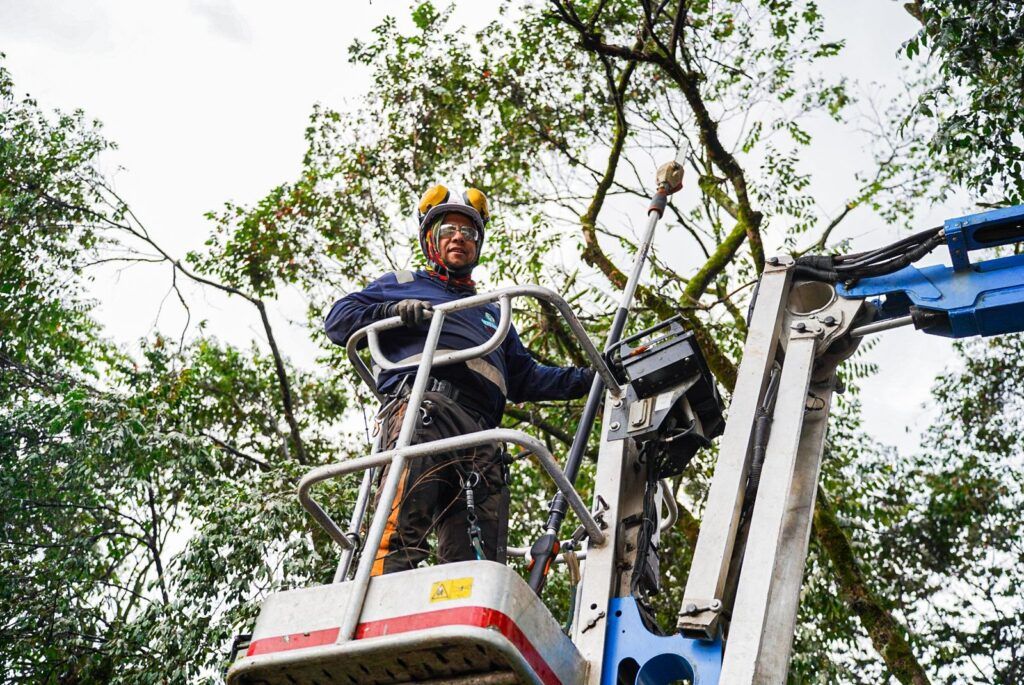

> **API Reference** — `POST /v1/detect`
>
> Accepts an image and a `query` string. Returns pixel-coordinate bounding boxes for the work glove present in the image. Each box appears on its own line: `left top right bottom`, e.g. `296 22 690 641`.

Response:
388 299 433 328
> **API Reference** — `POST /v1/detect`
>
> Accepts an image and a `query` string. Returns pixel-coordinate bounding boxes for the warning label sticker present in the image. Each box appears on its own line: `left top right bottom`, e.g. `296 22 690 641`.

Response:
429 577 474 603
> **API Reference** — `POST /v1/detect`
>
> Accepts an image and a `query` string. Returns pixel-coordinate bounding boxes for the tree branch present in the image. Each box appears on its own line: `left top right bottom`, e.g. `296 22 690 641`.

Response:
714 277 750 336
682 220 748 303
579 57 638 290
539 300 589 367
96 183 310 465
200 431 271 470
145 483 170 606
699 174 740 219
813 488 931 685
558 10 766 273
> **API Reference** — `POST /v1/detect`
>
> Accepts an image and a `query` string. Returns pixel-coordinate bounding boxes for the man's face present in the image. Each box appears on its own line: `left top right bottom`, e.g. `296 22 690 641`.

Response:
437 212 478 269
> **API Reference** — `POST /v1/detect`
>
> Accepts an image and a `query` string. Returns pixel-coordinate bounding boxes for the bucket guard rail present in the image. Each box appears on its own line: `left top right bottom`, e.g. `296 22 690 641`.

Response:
301 283 621 645
299 428 608 550
306 285 621 553
344 284 623 402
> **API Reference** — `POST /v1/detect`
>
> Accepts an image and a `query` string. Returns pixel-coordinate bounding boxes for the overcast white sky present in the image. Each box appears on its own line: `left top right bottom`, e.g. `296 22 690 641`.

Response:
1 0 966 451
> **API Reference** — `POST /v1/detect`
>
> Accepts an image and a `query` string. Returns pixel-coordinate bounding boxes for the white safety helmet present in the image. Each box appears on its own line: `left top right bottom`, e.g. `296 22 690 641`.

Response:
416 183 490 277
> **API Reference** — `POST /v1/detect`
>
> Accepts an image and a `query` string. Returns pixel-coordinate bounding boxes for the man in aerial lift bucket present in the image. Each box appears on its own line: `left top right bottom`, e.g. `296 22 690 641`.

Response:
325 184 594 576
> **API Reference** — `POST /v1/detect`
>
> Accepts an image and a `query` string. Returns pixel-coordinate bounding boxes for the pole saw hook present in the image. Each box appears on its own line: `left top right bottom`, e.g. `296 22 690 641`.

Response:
650 141 689 216
656 140 690 195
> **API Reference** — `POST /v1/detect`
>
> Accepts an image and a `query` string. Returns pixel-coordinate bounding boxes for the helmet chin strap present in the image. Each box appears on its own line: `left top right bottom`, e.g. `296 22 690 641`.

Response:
440 257 475 278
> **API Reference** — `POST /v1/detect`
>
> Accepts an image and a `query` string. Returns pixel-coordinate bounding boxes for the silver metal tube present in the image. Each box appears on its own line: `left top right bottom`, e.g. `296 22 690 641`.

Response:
336 310 448 643
344 285 621 397
345 334 384 402
369 295 514 372
363 292 504 371
678 263 793 637
298 428 608 550
614 145 687 321
620 209 661 313
332 465 376 583
299 486 356 549
658 479 679 534
506 545 587 562
514 285 622 397
720 331 817 683
755 379 835 682
849 314 913 337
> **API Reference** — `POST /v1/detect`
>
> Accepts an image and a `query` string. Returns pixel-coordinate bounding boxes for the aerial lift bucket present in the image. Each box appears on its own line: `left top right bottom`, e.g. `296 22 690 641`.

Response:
226 283 626 685
227 151 736 685
227 561 583 685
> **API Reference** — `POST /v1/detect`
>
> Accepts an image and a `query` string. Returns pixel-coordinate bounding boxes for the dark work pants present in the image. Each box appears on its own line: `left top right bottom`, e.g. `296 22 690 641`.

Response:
370 391 510 576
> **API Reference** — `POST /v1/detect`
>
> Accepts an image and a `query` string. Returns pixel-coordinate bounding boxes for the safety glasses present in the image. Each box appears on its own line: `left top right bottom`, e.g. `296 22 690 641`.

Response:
436 223 480 242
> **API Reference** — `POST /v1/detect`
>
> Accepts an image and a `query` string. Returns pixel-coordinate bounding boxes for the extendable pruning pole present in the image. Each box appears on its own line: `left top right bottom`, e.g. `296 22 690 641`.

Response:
527 147 689 593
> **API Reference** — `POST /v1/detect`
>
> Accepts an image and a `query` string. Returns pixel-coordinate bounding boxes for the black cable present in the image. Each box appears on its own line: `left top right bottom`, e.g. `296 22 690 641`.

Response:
630 444 661 598
793 264 839 283
740 365 781 523
833 225 941 266
835 237 928 269
719 363 782 621
836 234 945 279
795 226 945 283
745 278 762 325
836 238 935 272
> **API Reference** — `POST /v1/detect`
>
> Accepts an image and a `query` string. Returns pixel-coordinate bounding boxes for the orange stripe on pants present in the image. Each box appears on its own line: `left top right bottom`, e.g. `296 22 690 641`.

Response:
371 464 410 577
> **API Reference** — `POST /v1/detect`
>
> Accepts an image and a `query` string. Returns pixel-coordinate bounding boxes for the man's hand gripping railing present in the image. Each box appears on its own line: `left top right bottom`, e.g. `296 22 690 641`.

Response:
344 284 622 401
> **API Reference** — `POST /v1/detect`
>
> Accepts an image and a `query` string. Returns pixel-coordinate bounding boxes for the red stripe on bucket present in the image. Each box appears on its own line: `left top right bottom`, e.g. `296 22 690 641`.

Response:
245 606 561 685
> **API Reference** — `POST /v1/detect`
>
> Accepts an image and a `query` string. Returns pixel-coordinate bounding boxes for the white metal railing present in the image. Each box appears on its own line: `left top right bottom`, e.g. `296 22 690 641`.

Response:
345 285 622 400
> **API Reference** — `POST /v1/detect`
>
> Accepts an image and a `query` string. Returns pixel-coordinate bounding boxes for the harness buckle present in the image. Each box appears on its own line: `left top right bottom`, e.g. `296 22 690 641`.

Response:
388 375 461 403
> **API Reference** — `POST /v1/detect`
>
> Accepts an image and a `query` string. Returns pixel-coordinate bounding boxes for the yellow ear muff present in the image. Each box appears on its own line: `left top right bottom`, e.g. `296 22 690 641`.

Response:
418 184 451 217
465 187 490 223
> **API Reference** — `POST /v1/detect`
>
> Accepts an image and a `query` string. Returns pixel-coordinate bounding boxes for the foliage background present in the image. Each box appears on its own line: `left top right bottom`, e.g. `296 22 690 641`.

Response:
1 1 1022 683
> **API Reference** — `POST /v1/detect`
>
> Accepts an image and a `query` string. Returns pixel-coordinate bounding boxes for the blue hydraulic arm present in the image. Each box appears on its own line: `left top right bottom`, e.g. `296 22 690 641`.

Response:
837 205 1024 338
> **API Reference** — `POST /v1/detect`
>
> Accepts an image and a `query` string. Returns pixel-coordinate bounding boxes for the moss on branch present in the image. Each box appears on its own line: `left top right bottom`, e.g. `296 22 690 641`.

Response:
683 219 750 305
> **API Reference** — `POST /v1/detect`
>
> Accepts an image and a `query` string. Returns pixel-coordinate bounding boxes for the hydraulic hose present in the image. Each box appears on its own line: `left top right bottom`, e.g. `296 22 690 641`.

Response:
795 225 944 284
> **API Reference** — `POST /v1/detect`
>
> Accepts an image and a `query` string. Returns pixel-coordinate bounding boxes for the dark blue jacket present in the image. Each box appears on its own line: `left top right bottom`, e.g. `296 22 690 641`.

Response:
324 270 593 427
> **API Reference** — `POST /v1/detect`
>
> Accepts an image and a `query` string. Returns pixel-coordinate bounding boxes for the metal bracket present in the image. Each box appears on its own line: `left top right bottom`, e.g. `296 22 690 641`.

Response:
783 280 865 382
765 254 795 272
604 598 723 684
678 598 723 618
943 204 1024 271
628 396 654 430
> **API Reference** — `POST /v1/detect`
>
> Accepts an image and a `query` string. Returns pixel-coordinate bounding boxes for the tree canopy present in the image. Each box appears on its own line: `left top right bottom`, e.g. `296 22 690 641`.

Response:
1 2 1022 683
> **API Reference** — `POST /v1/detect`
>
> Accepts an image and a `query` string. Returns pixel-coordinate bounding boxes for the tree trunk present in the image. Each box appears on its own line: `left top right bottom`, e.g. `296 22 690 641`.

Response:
813 488 931 685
